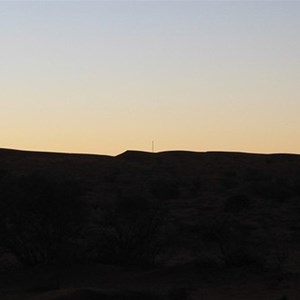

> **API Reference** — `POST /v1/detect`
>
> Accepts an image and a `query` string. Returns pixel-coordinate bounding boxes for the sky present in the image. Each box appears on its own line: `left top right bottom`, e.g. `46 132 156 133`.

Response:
1 1 300 155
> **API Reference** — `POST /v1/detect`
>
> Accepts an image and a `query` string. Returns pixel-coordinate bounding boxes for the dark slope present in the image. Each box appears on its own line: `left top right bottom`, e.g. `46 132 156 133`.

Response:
1 148 300 299
1 148 300 201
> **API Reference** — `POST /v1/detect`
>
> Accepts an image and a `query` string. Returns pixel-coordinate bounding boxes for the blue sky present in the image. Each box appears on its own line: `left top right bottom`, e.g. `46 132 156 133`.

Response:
1 1 300 155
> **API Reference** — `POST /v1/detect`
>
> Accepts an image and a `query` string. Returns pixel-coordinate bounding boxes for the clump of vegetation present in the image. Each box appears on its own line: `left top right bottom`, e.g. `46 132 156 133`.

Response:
89 195 169 266
0 174 86 266
199 217 269 270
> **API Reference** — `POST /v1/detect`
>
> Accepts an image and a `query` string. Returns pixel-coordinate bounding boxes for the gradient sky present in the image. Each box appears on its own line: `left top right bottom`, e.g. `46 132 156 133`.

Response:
1 1 300 155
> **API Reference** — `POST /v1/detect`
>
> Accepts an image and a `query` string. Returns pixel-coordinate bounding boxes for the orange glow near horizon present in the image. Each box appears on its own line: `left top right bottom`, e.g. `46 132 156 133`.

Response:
1 2 300 156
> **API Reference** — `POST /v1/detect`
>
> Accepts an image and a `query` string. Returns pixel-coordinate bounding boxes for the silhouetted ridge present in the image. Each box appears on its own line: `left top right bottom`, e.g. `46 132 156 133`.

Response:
116 150 156 161
2 146 300 299
0 147 112 159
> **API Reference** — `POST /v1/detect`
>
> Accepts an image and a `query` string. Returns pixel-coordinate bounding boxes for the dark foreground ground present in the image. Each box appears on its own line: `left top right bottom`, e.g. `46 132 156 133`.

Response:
1 263 299 299
1 148 300 299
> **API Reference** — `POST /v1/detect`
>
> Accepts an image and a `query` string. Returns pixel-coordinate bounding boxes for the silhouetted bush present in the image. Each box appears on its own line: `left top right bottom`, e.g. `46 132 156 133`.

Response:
201 219 268 269
0 174 86 266
91 196 168 266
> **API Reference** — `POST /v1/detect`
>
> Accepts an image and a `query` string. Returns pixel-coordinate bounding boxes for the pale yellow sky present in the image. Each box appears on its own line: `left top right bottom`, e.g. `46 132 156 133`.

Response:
1 2 300 155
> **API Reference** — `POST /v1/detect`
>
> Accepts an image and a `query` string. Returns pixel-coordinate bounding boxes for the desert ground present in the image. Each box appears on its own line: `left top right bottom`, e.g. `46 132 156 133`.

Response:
1 148 300 299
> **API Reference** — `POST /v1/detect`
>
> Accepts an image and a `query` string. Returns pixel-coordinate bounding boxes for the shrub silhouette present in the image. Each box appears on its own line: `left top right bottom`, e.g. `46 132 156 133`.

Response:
91 196 168 266
1 174 86 266
201 218 268 269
